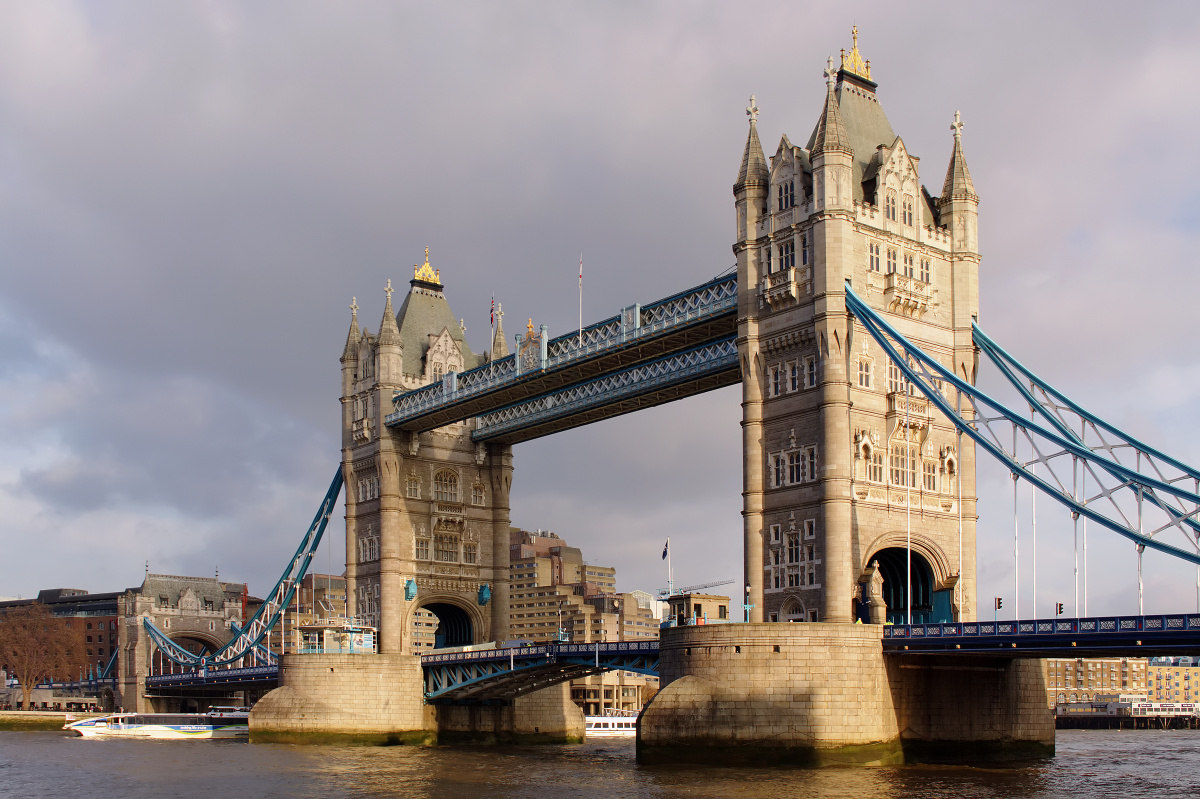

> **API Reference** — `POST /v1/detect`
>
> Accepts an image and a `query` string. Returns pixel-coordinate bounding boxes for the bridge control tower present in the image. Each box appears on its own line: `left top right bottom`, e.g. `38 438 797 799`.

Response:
339 250 513 655
735 30 980 626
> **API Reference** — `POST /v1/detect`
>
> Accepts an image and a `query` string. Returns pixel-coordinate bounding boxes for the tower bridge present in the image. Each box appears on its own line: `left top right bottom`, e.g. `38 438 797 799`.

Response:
130 30 1200 762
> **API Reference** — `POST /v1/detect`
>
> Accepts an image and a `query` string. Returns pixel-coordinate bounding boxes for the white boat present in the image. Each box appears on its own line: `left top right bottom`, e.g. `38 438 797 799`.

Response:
64 709 249 739
585 711 638 737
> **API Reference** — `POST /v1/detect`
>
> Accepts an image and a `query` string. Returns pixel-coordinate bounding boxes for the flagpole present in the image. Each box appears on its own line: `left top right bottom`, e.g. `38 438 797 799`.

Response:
666 537 673 597
578 252 583 350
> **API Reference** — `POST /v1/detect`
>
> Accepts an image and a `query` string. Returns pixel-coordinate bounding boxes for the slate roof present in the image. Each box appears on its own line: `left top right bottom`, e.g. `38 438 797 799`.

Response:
805 75 896 204
395 281 485 376
941 131 977 203
735 119 769 191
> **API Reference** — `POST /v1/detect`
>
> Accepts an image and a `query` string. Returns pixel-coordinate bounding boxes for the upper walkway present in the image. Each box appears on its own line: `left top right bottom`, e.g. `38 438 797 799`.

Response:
385 275 738 444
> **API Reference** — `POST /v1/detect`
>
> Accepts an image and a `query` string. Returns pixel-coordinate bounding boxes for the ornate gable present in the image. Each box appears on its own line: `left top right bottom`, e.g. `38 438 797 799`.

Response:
424 327 465 381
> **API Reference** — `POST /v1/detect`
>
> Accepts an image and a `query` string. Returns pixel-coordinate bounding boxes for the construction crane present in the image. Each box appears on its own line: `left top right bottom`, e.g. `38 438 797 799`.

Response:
657 579 735 599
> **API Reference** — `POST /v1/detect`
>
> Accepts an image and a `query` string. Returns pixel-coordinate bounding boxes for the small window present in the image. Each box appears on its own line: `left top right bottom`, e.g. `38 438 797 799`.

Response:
868 451 884 483
464 543 477 564
803 519 817 540
787 451 801 484
902 196 914 227
923 461 939 492
919 258 931 283
471 485 485 506
773 455 785 487
885 191 897 221
888 363 904 393
789 362 799 392
787 534 799 564
780 241 795 270
770 524 781 542
415 539 430 560
771 366 783 397
857 360 872 388
886 248 897 274
804 356 816 388
868 242 881 272
406 478 420 499
903 253 915 278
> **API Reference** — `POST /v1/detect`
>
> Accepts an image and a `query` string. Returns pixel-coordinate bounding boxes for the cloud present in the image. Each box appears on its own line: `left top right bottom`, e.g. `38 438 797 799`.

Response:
0 2 1198 621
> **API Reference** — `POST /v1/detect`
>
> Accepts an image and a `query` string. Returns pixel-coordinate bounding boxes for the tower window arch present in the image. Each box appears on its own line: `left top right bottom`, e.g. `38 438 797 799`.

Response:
902 195 914 227
885 191 897 221
434 471 459 503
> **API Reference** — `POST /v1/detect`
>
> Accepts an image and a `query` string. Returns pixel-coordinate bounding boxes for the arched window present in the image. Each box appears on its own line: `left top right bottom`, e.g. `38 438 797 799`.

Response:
434 471 459 503
902 196 914 226
885 191 897 221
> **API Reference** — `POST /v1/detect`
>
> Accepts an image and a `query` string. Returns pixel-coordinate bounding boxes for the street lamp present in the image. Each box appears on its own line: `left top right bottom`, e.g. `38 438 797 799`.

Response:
743 583 753 623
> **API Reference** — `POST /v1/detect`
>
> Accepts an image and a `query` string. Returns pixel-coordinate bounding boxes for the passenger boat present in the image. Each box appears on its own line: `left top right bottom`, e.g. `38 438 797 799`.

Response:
584 710 638 737
64 708 249 739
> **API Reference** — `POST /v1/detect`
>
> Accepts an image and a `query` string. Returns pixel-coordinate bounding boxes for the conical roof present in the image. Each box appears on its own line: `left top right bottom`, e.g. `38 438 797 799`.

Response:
811 61 852 157
341 298 361 362
378 280 401 347
735 96 768 191
940 111 977 203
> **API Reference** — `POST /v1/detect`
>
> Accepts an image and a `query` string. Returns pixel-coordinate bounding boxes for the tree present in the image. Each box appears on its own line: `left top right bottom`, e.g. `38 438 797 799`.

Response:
0 603 89 711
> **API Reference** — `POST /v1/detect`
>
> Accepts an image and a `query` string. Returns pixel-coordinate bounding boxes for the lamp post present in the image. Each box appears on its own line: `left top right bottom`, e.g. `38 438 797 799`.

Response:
743 583 753 623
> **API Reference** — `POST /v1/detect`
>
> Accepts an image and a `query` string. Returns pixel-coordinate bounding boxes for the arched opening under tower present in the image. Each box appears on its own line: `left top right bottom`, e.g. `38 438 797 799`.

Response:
421 602 474 649
868 547 954 625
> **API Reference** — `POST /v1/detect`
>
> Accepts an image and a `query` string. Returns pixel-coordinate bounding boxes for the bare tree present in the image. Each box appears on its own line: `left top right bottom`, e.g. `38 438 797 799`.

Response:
0 603 89 711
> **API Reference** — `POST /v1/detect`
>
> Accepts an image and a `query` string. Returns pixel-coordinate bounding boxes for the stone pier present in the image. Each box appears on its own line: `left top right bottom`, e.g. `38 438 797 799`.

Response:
249 653 583 745
637 623 1053 766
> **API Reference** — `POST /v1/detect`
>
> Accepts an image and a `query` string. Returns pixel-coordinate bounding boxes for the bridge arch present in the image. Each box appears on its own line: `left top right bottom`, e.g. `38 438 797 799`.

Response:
411 595 482 649
862 543 955 625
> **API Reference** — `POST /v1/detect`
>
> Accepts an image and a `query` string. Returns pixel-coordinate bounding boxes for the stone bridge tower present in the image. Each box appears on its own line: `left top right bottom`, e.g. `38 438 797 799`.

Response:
340 250 512 655
737 31 980 625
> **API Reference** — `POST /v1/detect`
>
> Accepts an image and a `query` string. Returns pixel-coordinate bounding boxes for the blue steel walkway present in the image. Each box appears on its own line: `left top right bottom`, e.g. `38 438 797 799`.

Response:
386 275 738 444
422 641 660 703
884 614 1200 657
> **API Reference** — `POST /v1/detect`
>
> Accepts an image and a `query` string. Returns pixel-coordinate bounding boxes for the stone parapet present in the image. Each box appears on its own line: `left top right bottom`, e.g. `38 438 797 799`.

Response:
638 623 1053 766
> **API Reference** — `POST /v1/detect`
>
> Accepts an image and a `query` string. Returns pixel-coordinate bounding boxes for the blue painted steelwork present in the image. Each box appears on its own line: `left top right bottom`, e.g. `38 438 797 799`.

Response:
386 274 737 430
145 665 279 689
422 641 659 702
473 336 738 442
884 614 1200 656
844 284 1200 566
142 467 344 668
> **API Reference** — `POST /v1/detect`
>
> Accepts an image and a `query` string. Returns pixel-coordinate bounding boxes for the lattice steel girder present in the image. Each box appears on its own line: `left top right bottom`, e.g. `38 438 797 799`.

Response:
422 642 661 701
386 313 736 433
844 284 1200 566
472 337 740 444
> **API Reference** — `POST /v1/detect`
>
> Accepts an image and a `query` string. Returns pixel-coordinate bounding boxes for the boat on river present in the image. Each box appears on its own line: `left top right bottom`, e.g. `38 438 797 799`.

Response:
64 707 249 739
584 709 638 737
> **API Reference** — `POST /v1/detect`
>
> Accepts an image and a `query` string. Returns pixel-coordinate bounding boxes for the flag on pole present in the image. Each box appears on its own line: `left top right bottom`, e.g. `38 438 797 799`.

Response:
490 293 495 326
662 538 669 560
579 252 583 288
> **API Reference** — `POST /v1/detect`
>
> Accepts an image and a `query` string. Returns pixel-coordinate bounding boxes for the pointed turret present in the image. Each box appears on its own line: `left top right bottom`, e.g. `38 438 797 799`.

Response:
491 303 509 359
811 58 851 157
376 279 403 385
939 110 979 257
940 110 977 203
340 297 361 399
341 298 361 363
735 95 768 194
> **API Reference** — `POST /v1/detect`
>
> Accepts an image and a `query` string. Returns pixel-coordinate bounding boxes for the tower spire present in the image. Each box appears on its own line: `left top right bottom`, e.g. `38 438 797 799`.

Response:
941 110 977 202
378 279 401 346
491 302 508 359
341 297 361 362
735 95 768 192
811 58 851 156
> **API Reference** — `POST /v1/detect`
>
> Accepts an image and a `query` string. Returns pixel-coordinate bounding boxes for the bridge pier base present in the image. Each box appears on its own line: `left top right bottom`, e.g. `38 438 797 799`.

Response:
637 623 1053 766
249 653 435 745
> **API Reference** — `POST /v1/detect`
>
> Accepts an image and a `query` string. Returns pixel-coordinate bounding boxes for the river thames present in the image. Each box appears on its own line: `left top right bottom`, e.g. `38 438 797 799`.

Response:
2 730 1199 797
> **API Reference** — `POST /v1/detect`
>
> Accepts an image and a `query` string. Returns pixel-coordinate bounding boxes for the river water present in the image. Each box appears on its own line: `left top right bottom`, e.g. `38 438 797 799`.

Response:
2 730 1199 798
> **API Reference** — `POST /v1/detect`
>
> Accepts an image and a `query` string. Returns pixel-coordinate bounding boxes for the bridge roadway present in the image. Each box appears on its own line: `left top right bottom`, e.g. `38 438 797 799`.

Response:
136 613 1200 697
421 641 660 704
385 274 738 444
885 613 1200 657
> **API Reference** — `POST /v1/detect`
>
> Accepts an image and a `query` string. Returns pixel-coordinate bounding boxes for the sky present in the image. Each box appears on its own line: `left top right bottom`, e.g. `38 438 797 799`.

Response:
2 1 1200 619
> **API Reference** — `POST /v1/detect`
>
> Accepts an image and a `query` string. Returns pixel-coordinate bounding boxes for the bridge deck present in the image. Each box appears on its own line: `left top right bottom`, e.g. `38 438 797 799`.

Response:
422 641 659 703
885 615 1200 657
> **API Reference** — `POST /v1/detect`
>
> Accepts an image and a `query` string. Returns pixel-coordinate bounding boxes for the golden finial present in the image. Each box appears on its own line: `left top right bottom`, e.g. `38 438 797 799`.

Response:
527 318 535 335
413 245 440 283
839 25 871 80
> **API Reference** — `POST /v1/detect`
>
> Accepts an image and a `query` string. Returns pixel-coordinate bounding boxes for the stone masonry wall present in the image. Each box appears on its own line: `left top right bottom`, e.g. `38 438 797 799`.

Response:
249 653 434 744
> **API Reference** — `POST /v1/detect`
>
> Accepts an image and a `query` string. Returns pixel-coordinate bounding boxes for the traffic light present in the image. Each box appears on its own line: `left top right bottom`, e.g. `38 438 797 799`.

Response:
994 597 1003 610
1056 602 1065 616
